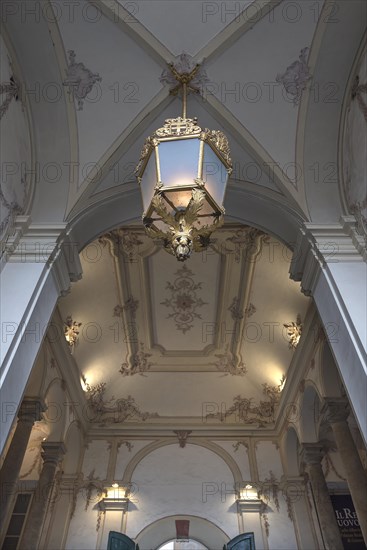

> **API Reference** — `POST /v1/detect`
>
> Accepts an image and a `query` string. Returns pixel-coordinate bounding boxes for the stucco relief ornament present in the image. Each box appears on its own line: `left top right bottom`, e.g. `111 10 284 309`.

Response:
211 345 247 376
161 264 207 333
119 342 153 376
64 316 82 349
159 52 210 95
85 382 159 424
63 50 102 110
284 315 302 349
0 76 19 119
276 47 312 106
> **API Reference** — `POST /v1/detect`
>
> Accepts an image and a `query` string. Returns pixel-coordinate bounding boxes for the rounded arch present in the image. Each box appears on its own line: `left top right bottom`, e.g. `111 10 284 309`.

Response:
299 383 322 443
43 378 67 442
135 515 229 549
68 186 304 256
121 439 242 486
62 420 83 475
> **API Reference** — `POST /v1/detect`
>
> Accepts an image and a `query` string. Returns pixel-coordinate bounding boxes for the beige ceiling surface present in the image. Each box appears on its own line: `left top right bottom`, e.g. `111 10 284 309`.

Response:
58 225 309 424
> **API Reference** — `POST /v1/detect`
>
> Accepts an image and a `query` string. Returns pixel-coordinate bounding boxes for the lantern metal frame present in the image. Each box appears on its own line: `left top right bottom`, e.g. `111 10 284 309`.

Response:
135 63 232 261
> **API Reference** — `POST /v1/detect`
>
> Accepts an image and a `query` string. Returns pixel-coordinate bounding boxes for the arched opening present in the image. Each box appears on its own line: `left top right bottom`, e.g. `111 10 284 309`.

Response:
158 540 208 550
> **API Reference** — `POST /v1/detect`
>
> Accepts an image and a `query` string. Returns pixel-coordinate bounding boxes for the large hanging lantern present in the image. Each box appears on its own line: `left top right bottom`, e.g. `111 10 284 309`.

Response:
135 61 232 261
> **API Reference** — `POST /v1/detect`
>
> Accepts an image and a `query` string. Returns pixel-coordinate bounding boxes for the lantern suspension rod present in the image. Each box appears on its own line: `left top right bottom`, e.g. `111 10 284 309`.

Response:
167 62 201 119
182 82 187 119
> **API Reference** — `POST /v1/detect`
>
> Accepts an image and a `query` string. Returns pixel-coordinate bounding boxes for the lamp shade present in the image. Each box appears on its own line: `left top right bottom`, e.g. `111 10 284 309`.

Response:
136 117 232 261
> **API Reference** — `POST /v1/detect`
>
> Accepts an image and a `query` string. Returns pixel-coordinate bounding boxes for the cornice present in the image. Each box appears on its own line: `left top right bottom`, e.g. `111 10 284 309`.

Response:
290 218 366 296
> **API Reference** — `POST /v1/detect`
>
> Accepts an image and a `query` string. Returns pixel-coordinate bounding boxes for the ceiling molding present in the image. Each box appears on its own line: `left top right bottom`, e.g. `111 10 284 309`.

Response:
66 89 173 219
198 93 309 216
98 0 173 65
194 0 283 65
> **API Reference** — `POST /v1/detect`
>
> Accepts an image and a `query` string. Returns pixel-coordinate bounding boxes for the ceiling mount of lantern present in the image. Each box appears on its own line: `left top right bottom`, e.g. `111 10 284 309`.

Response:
135 60 232 262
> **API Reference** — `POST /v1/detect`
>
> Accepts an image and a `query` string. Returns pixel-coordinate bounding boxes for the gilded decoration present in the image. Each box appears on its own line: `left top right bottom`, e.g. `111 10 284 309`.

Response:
204 129 233 172
64 316 82 348
284 315 302 349
207 381 283 426
160 264 207 333
155 116 202 138
119 342 153 377
85 383 159 424
145 188 224 260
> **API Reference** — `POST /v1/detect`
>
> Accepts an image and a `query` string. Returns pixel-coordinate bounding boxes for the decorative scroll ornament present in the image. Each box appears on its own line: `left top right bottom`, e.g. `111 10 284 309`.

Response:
114 296 139 319
84 382 159 425
160 52 209 94
207 380 283 426
64 316 82 348
161 264 207 333
284 315 302 349
211 345 247 376
276 47 312 106
120 342 153 376
351 75 367 122
155 116 202 138
0 76 19 120
63 50 102 110
173 430 192 448
203 129 232 171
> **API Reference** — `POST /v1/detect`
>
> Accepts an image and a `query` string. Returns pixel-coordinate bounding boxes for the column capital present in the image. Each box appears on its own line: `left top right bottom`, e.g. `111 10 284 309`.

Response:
41 441 66 465
300 443 325 466
322 398 350 424
18 398 47 424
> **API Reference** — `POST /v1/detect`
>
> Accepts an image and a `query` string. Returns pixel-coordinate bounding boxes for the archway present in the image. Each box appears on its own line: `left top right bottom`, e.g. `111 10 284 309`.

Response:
135 515 229 549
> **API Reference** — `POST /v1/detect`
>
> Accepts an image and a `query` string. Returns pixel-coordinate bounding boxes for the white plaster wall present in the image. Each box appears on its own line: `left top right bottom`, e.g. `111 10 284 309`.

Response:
82 439 110 480
65 491 100 550
256 441 283 480
126 444 239 540
342 49 367 218
114 440 153 480
213 441 251 480
0 34 32 243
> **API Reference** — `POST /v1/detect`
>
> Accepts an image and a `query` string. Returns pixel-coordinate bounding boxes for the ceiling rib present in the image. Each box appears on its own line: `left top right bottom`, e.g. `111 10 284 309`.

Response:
98 0 173 65
193 0 283 65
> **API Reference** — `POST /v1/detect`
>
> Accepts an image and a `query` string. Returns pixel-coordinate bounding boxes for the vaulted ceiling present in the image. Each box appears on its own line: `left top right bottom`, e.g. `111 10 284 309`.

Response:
2 0 366 435
57 224 310 432
3 0 366 240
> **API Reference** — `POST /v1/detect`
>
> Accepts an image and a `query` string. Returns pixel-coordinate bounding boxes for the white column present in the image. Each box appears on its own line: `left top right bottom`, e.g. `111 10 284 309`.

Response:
20 441 66 549
284 476 320 549
301 444 344 550
323 399 367 543
0 224 82 454
290 217 367 445
0 398 46 528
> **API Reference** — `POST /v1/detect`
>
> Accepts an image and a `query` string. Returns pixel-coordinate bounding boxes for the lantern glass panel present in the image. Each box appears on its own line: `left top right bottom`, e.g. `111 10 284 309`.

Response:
140 151 157 212
159 138 200 188
202 143 228 207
